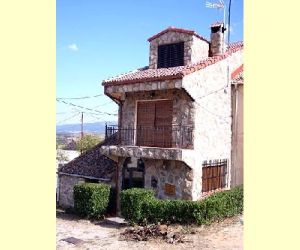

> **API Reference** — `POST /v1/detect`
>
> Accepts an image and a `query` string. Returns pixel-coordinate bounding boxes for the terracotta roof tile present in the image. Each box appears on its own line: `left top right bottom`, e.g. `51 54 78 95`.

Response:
103 42 243 86
232 70 244 84
147 27 210 43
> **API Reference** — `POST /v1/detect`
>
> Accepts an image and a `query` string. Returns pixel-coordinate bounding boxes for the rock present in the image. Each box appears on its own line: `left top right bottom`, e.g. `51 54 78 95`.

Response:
158 224 168 235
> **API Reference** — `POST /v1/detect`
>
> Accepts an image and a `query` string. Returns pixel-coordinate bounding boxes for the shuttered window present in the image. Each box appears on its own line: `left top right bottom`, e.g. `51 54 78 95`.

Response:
137 100 173 147
157 42 184 68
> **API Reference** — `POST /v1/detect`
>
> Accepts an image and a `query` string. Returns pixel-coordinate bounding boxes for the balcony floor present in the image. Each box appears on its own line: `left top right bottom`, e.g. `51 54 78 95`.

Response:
100 145 196 170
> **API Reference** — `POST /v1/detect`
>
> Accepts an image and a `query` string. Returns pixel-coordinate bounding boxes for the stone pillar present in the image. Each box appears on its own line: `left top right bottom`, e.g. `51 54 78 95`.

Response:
116 157 126 216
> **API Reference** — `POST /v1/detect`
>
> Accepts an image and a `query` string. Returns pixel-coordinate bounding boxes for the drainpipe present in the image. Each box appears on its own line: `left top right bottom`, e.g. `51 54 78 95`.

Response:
231 84 239 187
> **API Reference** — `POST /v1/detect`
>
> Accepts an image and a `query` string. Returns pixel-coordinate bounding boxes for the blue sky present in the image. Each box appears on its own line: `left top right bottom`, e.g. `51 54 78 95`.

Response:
56 0 243 125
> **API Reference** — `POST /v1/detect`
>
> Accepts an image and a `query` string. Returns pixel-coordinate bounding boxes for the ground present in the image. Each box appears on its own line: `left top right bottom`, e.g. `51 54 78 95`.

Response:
56 210 243 250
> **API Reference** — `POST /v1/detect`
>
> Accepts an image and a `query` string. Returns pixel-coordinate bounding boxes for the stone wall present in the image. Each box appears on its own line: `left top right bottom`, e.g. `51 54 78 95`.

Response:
144 159 193 200
191 36 210 63
58 175 85 208
148 31 209 69
58 174 113 208
105 79 182 96
115 157 193 201
181 50 243 193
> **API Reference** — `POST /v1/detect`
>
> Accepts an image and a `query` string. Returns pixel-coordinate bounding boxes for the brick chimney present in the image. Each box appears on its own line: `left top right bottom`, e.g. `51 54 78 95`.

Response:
210 22 226 56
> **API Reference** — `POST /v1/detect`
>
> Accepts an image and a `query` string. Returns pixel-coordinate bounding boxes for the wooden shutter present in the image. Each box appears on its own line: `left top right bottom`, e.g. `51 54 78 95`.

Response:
154 100 173 147
136 102 155 146
136 100 173 147
157 42 184 68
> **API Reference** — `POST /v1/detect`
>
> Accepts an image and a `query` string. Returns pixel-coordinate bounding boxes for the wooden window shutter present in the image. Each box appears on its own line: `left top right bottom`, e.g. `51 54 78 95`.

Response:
157 42 184 68
136 100 173 147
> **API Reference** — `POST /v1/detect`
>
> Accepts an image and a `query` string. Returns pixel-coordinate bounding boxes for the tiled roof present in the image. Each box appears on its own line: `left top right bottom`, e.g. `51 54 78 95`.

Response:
147 27 210 43
232 71 243 84
102 42 243 86
231 64 243 84
58 133 118 180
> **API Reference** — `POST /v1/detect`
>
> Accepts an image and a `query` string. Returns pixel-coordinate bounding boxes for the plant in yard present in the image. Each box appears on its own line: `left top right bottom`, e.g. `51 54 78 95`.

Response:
120 188 155 223
121 186 243 225
74 183 111 219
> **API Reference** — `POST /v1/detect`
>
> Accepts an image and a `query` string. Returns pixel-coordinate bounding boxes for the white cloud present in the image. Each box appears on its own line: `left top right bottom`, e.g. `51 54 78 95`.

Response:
68 43 79 51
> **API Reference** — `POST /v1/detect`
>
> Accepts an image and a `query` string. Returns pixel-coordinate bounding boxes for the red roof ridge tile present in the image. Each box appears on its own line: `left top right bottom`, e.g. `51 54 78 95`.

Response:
147 27 210 44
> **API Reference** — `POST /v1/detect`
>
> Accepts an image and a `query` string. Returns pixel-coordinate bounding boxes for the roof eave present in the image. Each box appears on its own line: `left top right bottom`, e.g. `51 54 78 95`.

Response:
103 74 184 87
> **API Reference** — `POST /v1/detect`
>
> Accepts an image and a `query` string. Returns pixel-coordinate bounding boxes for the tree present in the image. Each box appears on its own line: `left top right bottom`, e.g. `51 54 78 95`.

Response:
76 134 102 153
56 149 69 164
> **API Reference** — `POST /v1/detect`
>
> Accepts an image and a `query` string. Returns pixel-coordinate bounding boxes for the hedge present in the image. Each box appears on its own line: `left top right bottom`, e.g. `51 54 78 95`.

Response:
120 188 155 222
74 183 111 218
121 186 243 225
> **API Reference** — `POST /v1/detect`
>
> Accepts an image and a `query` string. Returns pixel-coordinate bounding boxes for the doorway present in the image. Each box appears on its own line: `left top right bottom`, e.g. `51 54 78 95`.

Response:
121 157 145 190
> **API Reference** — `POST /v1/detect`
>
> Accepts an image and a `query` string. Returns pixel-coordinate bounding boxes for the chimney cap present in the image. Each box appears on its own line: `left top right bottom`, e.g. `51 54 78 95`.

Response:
210 22 224 28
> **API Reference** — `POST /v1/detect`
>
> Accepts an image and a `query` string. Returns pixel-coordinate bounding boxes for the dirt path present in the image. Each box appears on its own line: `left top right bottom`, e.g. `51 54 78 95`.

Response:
56 211 243 250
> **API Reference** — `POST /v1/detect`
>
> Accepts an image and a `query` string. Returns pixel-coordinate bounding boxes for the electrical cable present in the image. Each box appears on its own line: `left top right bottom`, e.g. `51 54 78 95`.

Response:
56 93 104 100
56 99 117 116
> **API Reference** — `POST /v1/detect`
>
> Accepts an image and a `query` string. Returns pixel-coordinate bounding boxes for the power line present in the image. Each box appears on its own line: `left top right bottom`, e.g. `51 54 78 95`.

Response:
56 93 104 100
56 112 81 124
92 100 114 109
84 112 107 123
56 99 117 116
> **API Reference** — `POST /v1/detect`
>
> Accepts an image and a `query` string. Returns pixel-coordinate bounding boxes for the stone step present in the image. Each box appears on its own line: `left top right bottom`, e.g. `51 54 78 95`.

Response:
103 217 128 227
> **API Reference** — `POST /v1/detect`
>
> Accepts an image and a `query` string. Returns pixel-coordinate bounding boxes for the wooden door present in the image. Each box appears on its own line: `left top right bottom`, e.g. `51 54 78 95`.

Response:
136 100 173 147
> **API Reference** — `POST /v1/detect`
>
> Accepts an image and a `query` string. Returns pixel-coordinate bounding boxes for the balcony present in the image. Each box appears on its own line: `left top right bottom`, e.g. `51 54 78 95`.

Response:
101 125 195 168
105 125 194 149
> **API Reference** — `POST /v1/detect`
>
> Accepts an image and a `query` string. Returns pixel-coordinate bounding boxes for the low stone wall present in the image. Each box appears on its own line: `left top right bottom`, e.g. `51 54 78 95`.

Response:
58 175 85 208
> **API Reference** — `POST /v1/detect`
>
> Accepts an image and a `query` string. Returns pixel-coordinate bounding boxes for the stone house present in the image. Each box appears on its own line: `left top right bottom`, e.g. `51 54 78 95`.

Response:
100 23 243 209
57 134 117 208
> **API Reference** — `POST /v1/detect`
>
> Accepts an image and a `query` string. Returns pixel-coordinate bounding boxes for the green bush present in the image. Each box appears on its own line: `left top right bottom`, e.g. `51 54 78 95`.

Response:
141 199 197 224
74 183 111 218
191 186 244 225
120 188 155 222
122 186 243 225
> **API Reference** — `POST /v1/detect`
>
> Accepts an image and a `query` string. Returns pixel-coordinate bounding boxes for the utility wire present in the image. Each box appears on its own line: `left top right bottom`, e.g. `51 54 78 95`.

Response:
56 93 104 100
92 100 114 109
56 99 117 116
84 112 107 123
56 112 81 124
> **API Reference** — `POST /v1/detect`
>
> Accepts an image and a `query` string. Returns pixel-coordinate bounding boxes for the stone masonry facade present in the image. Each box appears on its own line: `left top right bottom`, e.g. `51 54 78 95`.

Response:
115 157 194 200
101 27 243 204
148 30 209 69
58 175 85 208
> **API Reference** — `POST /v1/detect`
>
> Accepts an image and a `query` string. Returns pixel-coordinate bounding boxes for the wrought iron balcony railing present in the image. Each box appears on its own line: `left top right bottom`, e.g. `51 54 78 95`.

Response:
105 125 194 149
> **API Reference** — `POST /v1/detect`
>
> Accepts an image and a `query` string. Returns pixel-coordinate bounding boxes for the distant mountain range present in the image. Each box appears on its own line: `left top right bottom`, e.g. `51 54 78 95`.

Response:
56 121 117 134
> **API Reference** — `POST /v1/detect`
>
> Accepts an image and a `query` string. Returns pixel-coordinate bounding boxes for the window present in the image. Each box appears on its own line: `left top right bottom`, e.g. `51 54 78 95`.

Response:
157 42 184 68
136 100 173 147
202 159 228 192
